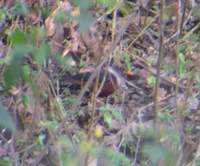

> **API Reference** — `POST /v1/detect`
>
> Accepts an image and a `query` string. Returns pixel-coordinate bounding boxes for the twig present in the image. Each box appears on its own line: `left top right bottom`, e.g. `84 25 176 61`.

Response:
179 0 188 36
138 92 175 113
133 136 141 165
83 66 102 166
176 71 195 166
153 0 164 126
127 14 159 51
129 56 186 90
175 1 189 165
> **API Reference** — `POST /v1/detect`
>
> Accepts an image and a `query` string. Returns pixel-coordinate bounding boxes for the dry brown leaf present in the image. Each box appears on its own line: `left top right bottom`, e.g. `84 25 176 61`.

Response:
72 7 80 17
10 86 22 96
28 10 40 24
45 16 56 37
169 76 177 83
185 51 199 61
45 0 72 37
65 24 87 57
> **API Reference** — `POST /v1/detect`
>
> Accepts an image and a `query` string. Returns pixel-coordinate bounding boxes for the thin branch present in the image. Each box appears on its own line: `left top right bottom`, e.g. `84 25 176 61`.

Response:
179 0 188 36
153 0 164 126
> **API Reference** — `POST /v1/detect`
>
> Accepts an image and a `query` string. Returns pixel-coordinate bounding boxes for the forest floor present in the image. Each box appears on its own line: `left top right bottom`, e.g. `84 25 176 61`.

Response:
0 0 200 165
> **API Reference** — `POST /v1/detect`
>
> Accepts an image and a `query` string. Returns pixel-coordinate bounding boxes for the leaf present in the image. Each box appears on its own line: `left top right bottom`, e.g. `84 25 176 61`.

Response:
3 45 33 89
97 0 117 9
3 62 21 89
158 110 174 122
0 8 7 19
94 125 103 138
0 103 16 133
163 64 175 73
29 26 45 43
99 105 120 128
192 6 200 18
195 74 200 89
101 148 131 166
12 1 27 15
178 62 186 78
104 111 112 127
54 11 71 23
123 53 132 70
34 43 51 65
178 53 185 64
38 133 46 145
143 143 169 165
21 95 29 108
22 65 31 81
0 157 12 166
11 29 28 45
74 0 92 9
75 12 95 32
147 75 156 86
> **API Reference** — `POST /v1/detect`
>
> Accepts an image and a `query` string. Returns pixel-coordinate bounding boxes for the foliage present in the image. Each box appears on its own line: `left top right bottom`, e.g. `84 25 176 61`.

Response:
0 103 16 133
99 104 122 128
0 157 12 166
0 0 199 165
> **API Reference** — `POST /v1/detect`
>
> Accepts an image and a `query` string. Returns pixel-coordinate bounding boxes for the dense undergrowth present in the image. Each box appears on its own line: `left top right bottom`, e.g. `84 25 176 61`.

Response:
0 0 200 165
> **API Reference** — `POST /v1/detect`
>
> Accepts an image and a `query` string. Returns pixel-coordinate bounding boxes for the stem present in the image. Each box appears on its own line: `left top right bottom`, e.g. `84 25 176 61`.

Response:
153 0 164 127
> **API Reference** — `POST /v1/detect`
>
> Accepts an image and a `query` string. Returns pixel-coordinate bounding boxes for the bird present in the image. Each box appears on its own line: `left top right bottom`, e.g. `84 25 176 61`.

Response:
58 66 127 97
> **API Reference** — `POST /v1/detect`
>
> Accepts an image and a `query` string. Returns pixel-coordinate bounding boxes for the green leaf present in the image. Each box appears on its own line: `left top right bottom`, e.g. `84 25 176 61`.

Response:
22 95 29 108
12 1 27 15
22 65 31 81
0 157 12 166
195 74 200 89
34 43 51 65
194 156 200 166
53 52 76 71
11 30 28 45
123 53 132 70
74 0 92 9
178 44 188 54
178 62 186 78
55 11 71 23
38 133 46 145
192 6 200 18
143 143 169 165
147 75 156 86
99 105 121 128
97 0 117 9
29 26 45 42
99 148 131 166
158 110 174 122
75 12 95 32
0 8 7 19
0 103 16 133
104 111 112 127
178 53 185 64
3 61 21 89
3 45 33 89
163 64 175 73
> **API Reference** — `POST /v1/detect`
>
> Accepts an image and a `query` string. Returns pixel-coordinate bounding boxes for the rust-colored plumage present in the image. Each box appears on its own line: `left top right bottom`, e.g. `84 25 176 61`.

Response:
59 66 126 97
